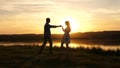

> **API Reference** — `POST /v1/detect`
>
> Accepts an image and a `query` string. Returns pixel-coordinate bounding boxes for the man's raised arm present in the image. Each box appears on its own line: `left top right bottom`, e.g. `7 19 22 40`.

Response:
50 25 62 28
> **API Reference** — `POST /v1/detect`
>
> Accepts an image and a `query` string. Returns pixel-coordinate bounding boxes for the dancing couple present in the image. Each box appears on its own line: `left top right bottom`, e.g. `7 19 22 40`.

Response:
39 18 71 54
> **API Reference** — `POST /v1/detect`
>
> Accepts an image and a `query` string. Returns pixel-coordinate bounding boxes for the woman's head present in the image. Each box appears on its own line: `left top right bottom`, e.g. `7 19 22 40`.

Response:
65 21 70 27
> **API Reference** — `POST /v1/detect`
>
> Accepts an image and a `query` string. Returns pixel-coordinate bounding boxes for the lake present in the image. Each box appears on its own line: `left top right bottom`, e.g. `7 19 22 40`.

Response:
0 39 120 50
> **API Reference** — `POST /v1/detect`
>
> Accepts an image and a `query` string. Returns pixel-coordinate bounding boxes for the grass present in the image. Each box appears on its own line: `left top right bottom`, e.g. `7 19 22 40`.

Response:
0 45 119 68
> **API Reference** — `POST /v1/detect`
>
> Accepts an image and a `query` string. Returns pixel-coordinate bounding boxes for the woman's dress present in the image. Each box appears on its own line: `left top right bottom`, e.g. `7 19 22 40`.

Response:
61 27 71 44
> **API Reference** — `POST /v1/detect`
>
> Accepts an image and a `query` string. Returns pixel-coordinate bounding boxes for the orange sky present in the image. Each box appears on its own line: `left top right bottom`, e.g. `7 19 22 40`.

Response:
0 0 120 34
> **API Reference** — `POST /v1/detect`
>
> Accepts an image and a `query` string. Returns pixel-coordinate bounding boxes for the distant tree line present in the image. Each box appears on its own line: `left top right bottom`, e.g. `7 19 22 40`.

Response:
0 31 120 42
0 34 42 42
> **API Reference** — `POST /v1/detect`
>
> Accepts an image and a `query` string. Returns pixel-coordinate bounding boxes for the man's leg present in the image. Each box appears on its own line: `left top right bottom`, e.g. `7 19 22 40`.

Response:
48 37 53 54
39 37 47 54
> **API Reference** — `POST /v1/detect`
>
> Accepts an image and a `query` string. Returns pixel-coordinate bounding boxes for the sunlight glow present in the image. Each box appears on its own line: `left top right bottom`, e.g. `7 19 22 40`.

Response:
59 16 78 33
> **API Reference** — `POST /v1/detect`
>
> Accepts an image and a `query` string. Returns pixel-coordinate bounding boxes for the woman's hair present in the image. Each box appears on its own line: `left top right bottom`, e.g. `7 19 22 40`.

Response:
65 21 70 27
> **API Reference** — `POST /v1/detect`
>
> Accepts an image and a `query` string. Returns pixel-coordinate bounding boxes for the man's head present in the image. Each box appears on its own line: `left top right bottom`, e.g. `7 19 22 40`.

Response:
46 18 50 23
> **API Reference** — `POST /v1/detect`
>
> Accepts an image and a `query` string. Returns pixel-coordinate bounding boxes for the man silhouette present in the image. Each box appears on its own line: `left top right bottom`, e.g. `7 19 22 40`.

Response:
39 18 61 54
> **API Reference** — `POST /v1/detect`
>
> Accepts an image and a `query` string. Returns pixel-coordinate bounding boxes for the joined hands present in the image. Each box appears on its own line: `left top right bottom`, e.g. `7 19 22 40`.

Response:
59 25 62 27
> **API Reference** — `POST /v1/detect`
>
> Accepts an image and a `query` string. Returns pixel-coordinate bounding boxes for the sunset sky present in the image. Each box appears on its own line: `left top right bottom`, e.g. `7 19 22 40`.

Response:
0 0 120 34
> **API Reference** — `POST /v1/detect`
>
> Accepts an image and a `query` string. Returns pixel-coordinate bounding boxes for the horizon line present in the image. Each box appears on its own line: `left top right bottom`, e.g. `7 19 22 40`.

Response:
0 30 120 35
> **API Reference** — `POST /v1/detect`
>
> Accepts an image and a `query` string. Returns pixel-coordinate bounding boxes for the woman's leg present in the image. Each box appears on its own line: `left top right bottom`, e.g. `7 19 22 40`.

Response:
66 43 69 53
66 43 69 60
61 42 64 48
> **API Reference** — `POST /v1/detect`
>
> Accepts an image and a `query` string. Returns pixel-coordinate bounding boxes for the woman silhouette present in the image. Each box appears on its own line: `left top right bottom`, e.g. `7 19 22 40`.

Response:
61 21 71 48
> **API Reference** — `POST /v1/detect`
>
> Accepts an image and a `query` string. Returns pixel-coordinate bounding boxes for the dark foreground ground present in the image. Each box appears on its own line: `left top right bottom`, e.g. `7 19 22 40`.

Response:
0 45 120 68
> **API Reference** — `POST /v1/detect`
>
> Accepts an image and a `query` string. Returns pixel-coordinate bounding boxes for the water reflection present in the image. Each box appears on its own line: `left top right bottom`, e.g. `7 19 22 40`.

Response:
0 39 120 50
53 42 120 50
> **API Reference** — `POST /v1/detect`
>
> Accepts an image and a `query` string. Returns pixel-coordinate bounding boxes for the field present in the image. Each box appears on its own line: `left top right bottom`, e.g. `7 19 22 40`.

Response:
0 45 120 68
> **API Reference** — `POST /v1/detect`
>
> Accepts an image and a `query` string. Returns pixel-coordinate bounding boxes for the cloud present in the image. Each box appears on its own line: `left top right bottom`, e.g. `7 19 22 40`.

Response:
0 0 120 34
1 0 120 15
0 0 56 16
0 0 120 22
53 0 120 9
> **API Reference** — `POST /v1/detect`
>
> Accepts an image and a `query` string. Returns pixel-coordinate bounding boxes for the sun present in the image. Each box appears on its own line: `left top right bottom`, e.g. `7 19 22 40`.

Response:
59 16 78 33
